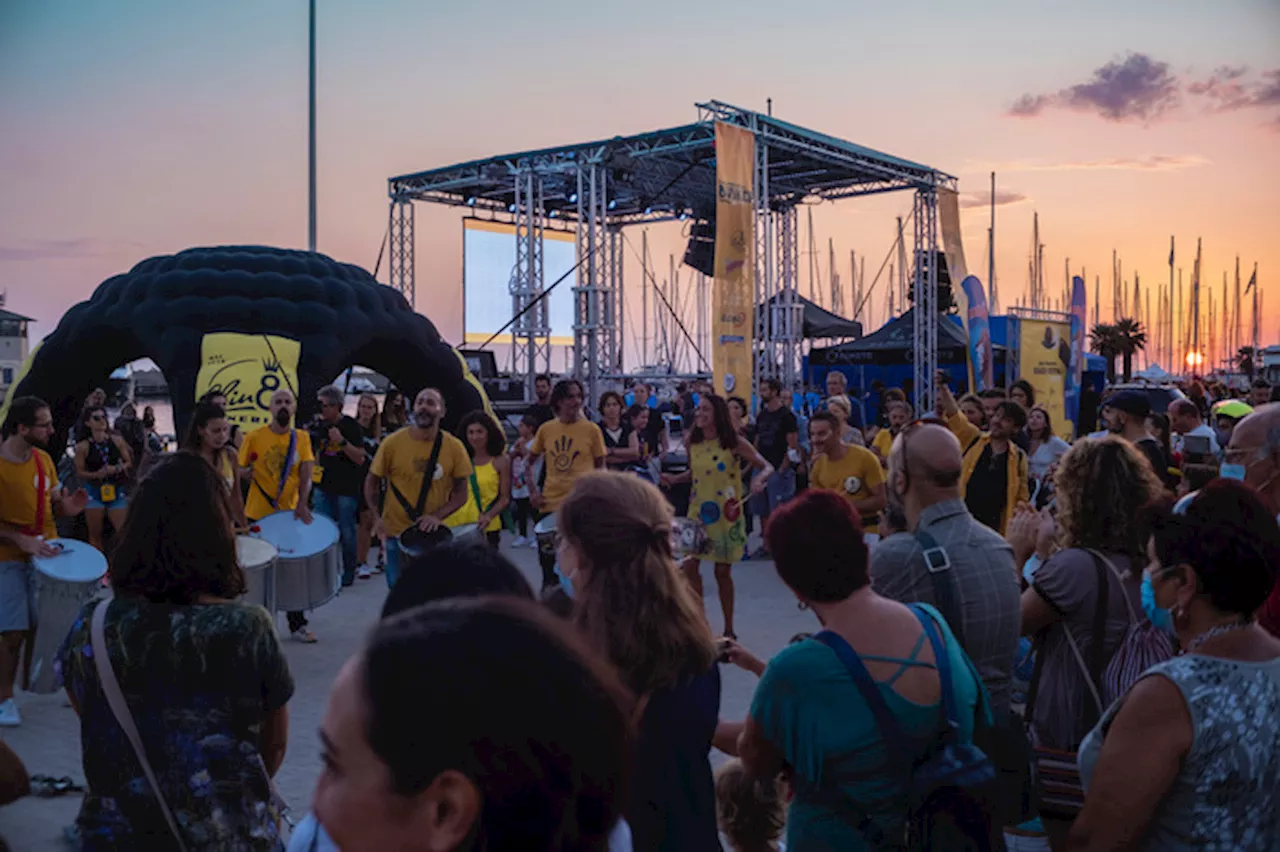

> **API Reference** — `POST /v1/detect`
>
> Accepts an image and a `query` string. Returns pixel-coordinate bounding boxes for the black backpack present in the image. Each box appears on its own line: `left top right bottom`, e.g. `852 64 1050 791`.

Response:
815 604 999 850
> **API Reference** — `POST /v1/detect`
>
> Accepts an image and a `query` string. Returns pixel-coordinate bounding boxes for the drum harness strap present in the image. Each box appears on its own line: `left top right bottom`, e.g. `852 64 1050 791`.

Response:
253 430 298 511
387 431 444 524
26 452 48 537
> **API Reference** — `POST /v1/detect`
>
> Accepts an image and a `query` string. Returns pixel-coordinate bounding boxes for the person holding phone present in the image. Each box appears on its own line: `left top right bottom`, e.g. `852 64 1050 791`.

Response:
1168 399 1222 461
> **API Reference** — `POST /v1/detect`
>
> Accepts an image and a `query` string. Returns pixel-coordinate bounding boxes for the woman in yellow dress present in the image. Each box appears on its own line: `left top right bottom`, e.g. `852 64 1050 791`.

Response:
663 394 772 639
446 411 511 549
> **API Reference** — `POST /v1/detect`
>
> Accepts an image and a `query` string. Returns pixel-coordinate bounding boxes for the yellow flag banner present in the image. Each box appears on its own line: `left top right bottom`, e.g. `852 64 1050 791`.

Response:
194 332 302 430
938 188 974 388
1018 319 1073 436
713 121 755 398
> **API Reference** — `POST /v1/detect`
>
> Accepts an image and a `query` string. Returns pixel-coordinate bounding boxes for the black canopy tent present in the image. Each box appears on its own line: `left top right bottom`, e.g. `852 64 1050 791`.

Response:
809 309 994 367
756 292 863 340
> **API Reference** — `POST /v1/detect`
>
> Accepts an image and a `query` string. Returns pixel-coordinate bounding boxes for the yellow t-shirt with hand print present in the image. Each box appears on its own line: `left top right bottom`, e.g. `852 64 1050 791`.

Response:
530 417 606 511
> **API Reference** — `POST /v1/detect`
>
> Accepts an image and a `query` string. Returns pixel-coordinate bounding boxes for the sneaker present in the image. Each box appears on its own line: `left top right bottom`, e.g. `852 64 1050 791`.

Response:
291 628 318 644
0 698 20 727
357 566 372 580
512 535 527 547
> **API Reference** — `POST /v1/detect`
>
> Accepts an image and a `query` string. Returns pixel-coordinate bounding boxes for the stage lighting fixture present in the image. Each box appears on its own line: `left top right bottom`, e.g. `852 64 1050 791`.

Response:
644 206 652 215
465 196 477 206
608 199 618 210
682 218 716 277
550 209 559 218
508 203 517 213
679 211 689 221
569 193 578 204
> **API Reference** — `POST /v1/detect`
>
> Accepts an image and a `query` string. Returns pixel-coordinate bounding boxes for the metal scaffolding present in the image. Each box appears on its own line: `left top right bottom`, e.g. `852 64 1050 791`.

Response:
387 199 414 306
385 99 955 404
912 188 940 413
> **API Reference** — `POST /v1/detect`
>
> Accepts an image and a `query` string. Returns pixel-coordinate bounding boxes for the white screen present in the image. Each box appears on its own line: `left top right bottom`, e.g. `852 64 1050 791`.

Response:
463 220 577 346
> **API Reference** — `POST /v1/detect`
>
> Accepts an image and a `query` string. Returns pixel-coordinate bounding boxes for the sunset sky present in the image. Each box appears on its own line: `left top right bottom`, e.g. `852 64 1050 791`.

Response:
3 0 1278 372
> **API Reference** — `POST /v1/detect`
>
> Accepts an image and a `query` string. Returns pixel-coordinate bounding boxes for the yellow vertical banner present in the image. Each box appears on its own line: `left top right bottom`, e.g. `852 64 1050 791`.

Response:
713 121 755 398
1018 319 1073 435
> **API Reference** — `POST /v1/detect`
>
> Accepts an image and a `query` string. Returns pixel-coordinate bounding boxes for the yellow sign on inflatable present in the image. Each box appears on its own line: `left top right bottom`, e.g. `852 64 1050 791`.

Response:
194 332 301 430
1018 319 1073 436
712 121 755 398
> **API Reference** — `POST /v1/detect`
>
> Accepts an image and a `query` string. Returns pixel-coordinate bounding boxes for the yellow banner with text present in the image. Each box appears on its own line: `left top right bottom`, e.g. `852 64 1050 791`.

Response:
1018 319 1073 437
194 332 301 430
712 121 755 398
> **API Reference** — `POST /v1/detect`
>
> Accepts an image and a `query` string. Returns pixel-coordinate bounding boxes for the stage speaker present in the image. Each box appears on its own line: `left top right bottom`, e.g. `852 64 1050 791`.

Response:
682 219 716 277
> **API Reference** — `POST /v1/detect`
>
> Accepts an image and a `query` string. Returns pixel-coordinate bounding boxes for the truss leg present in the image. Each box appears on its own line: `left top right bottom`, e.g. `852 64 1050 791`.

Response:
755 140 773 402
912 188 939 413
388 199 414 306
512 171 549 400
573 164 610 405
775 206 802 391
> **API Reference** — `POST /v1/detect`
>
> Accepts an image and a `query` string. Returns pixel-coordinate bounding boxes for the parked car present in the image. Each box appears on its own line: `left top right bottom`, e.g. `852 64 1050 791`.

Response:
1102 382 1187 415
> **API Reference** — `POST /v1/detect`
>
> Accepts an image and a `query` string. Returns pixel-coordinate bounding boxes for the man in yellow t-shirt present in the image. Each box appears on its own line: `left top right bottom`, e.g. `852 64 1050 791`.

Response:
528 379 605 589
365 388 471 589
809 411 886 535
238 389 317 642
0 397 89 727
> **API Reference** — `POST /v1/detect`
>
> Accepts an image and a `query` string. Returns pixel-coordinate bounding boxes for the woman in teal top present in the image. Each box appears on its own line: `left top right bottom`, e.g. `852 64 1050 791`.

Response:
737 489 987 850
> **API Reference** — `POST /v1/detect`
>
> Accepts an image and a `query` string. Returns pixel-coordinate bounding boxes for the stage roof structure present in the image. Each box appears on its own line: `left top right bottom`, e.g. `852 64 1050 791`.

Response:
389 105 954 225
384 100 957 410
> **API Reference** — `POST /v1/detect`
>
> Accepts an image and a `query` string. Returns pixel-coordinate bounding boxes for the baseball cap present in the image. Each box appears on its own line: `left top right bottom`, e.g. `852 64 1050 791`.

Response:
1102 390 1150 417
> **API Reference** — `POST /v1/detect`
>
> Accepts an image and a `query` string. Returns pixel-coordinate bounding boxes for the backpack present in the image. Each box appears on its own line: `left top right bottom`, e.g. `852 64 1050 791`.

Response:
815 605 999 850
1088 549 1174 707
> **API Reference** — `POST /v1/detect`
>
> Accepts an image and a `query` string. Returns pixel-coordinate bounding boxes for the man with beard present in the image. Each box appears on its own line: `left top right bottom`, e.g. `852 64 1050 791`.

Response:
524 374 555 429
365 388 471 590
806 411 884 534
1222 404 1280 637
936 372 1029 535
1100 391 1168 486
239 389 317 642
0 397 89 726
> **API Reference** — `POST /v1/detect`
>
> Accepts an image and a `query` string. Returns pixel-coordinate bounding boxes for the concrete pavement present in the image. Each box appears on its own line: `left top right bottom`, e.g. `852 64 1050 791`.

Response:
0 533 811 850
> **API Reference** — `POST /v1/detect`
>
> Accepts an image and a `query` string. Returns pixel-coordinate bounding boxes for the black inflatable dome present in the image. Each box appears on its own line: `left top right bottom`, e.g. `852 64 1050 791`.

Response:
12 245 486 450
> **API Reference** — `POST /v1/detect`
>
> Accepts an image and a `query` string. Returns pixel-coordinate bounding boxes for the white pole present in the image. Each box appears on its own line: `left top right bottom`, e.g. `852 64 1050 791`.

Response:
307 0 317 252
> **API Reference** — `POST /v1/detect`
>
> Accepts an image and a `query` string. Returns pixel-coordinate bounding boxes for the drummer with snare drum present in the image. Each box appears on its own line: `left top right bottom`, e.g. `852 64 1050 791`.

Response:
0 396 89 727
364 388 471 590
527 379 606 591
238 390 316 643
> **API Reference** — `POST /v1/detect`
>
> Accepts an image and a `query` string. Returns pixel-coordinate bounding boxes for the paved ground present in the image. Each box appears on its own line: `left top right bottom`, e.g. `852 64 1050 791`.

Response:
0 531 811 849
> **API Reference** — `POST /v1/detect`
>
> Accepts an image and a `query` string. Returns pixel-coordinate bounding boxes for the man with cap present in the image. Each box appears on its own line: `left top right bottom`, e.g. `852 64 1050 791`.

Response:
1101 391 1167 484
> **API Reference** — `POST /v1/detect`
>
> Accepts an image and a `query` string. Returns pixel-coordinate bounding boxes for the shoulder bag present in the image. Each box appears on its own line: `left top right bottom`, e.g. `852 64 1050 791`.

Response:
90 596 189 851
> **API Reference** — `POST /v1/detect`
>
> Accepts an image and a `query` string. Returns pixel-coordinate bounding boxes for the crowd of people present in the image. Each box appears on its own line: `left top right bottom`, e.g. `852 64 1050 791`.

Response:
0 359 1277 850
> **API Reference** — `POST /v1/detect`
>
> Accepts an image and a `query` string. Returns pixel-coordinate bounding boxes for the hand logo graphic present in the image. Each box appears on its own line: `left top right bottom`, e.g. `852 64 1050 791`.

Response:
552 435 580 474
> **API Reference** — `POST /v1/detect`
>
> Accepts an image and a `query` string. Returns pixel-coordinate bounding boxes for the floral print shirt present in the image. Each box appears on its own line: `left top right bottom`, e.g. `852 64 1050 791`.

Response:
57 596 294 851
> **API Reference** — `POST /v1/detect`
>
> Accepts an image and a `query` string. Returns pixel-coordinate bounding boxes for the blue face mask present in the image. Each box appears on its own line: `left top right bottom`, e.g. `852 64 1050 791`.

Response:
1219 463 1247 481
556 565 575 599
1141 571 1174 634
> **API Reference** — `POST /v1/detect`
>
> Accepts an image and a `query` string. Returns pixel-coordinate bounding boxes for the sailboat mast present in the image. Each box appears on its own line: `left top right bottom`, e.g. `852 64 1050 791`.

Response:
989 172 996 310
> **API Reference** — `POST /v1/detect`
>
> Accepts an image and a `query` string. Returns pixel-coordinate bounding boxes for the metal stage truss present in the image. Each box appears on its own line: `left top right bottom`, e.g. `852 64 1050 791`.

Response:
386 99 956 409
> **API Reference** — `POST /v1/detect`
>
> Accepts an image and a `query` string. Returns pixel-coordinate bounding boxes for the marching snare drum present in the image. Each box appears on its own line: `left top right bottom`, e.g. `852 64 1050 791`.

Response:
534 513 558 561
236 535 279 613
670 517 708 561
28 540 107 694
253 512 340 613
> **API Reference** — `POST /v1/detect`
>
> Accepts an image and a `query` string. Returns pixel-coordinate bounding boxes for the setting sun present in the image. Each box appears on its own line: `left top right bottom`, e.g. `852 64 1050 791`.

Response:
1185 351 1206 368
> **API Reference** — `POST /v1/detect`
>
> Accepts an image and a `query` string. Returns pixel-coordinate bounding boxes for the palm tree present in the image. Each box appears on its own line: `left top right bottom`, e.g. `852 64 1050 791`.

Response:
1113 318 1147 382
1238 346 1257 381
1090 323 1121 383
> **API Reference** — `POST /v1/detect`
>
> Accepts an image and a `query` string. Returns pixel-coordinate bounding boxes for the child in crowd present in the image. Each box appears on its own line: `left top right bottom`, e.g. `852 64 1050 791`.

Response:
715 758 788 852
509 415 538 547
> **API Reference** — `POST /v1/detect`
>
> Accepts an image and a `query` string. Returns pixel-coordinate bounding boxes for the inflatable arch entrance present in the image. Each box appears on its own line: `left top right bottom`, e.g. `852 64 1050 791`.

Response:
2 246 492 450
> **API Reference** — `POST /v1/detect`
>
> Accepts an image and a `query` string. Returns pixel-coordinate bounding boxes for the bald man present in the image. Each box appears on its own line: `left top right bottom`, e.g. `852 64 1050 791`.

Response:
869 422 1027 829
1224 403 1280 637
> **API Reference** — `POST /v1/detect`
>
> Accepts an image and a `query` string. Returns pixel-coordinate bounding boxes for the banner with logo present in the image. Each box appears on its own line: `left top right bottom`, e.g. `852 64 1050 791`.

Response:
1066 275 1088 437
713 121 755 398
194 332 301 430
1018 319 1073 438
956 275 994 391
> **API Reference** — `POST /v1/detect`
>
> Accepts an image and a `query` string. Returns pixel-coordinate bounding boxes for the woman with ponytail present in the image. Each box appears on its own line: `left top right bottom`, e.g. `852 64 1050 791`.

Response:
558 471 720 852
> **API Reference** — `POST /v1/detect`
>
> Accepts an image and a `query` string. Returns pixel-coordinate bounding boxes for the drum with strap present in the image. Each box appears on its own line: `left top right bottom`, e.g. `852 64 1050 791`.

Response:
236 536 279 613
28 540 107 694
251 512 340 613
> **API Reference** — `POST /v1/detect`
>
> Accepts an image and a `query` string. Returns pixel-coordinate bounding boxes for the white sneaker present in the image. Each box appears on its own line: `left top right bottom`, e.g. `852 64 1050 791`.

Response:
0 698 20 727
357 566 372 579
512 536 527 547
